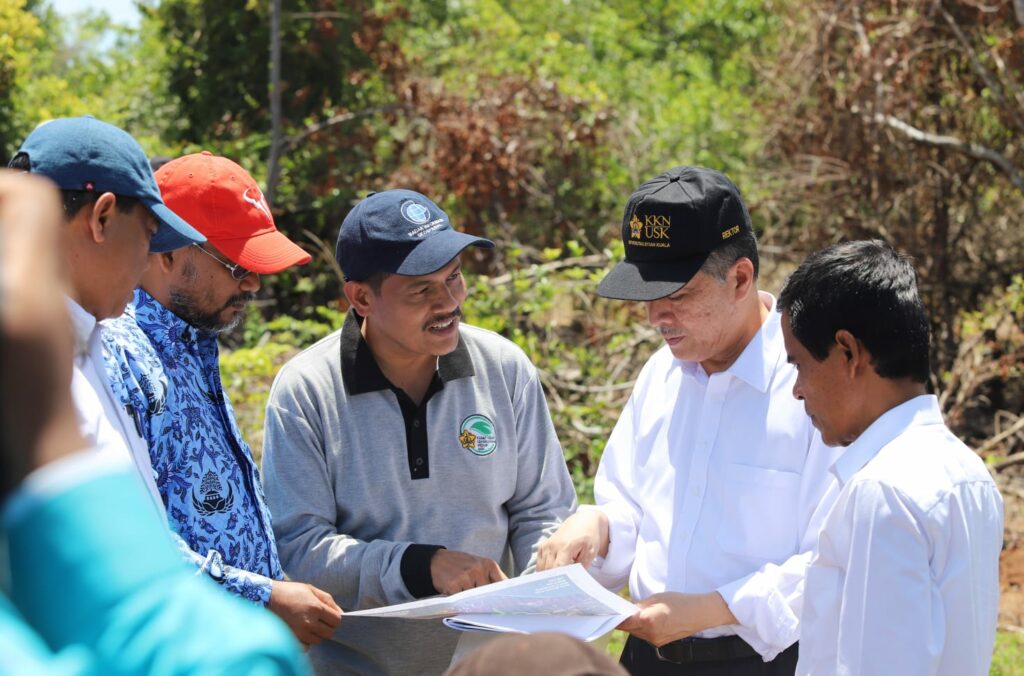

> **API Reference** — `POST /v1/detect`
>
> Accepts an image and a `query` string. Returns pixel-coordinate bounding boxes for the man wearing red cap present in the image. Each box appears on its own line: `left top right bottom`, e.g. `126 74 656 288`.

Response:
103 152 342 648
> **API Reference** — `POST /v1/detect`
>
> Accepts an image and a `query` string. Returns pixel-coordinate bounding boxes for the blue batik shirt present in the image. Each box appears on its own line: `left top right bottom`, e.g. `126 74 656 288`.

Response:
102 288 282 605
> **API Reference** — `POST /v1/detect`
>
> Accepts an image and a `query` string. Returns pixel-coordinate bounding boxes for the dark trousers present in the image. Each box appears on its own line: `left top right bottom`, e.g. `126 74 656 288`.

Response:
620 636 798 676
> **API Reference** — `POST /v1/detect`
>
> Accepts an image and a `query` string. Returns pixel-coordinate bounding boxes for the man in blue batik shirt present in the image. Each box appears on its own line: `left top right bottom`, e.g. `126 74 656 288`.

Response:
103 152 342 648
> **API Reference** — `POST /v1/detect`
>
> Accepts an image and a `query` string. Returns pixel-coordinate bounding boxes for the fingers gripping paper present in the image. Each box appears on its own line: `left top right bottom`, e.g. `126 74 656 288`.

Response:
347 564 637 642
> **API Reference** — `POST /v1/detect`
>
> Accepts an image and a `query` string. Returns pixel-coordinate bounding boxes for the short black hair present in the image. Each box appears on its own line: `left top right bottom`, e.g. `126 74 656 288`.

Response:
701 228 759 281
778 239 930 383
363 270 392 295
8 151 140 219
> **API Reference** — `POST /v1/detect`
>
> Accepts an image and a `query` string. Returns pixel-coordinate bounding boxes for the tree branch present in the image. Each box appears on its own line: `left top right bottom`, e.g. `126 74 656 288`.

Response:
287 12 347 20
937 1 1024 133
285 105 404 150
868 113 1024 194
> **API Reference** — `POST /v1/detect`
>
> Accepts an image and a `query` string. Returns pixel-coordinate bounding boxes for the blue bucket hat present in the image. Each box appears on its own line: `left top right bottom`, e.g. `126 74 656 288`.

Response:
336 189 493 280
16 116 205 253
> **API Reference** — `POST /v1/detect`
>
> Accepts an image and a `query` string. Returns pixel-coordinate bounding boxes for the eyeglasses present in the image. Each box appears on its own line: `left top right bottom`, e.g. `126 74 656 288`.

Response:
191 244 253 281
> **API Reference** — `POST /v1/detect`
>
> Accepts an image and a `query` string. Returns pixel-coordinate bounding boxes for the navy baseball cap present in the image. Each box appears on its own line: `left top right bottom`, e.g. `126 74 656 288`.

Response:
597 166 753 301
336 189 493 280
16 116 205 253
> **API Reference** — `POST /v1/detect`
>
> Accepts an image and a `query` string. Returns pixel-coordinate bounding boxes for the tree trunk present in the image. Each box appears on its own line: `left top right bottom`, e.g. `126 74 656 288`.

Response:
266 0 283 206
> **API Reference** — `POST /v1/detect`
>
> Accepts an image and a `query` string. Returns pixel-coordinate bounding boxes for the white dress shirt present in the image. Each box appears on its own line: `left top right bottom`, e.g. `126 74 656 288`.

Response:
66 298 166 521
797 395 1003 676
590 293 840 660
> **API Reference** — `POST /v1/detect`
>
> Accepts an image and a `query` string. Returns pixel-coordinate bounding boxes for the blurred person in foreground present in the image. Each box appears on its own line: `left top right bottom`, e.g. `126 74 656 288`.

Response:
7 115 205 518
262 189 577 674
0 169 308 675
538 166 839 675
777 240 1003 675
445 633 627 676
102 152 341 648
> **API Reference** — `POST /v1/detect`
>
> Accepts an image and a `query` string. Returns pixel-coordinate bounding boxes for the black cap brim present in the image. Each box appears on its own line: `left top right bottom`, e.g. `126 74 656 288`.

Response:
596 254 709 301
395 229 494 276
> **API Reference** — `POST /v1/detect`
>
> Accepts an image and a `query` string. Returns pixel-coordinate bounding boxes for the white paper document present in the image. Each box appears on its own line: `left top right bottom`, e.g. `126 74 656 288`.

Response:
346 564 637 642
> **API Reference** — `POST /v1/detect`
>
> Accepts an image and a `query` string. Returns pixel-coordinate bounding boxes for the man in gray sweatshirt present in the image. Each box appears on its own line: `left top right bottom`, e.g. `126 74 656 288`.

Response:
262 189 577 675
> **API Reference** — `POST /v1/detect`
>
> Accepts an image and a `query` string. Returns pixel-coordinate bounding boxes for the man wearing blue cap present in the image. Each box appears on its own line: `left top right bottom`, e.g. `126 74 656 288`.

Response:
0 168 307 675
262 189 577 674
9 116 206 518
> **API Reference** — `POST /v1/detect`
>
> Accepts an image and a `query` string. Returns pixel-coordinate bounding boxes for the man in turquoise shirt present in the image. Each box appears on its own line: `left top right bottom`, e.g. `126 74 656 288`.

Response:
0 170 308 675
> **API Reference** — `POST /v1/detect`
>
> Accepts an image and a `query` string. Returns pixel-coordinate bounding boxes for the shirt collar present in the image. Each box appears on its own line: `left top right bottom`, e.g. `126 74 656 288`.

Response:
831 394 944 486
339 309 475 396
65 296 97 357
723 292 782 393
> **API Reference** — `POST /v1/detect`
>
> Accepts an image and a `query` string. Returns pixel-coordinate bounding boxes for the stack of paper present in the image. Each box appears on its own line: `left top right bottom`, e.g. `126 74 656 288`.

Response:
346 564 637 642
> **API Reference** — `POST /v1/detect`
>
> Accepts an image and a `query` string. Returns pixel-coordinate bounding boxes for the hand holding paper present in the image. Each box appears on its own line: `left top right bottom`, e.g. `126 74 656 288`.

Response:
348 564 636 642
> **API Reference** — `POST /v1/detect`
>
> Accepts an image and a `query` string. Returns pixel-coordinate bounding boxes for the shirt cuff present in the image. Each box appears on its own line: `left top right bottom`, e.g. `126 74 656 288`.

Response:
1 449 127 528
400 544 445 599
716 573 798 661
586 504 634 590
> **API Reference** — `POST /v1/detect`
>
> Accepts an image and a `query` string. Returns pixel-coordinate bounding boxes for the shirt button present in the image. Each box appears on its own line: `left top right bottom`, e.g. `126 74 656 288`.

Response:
413 419 421 428
416 458 424 466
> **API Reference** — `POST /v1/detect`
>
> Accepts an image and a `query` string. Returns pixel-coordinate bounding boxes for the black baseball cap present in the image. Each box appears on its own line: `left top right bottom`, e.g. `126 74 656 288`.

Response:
336 189 494 280
597 166 752 301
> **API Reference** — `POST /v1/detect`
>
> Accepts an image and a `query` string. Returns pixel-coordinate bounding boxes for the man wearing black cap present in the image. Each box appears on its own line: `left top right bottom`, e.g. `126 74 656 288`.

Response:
262 189 577 674
8 116 205 519
538 167 838 675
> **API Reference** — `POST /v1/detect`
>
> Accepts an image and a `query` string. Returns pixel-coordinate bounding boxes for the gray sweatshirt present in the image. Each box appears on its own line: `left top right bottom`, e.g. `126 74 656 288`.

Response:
262 312 577 675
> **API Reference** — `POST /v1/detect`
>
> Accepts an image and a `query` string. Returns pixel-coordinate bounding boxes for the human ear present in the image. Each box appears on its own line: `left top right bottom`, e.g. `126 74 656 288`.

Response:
833 329 864 376
343 280 374 317
731 257 755 298
155 250 176 273
85 192 118 243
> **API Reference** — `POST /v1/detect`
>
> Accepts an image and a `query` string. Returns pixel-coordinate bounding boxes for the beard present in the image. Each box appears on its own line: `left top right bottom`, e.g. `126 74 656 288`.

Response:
168 289 255 334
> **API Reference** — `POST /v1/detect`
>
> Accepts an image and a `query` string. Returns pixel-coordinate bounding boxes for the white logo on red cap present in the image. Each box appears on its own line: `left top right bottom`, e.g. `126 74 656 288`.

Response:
242 188 271 219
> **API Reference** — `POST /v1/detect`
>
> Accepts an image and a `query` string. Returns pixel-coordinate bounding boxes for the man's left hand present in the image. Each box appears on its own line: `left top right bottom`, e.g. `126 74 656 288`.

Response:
617 592 737 647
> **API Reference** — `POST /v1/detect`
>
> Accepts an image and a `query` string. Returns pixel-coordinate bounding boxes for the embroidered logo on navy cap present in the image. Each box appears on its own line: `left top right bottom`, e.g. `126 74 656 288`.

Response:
459 414 497 456
400 200 432 225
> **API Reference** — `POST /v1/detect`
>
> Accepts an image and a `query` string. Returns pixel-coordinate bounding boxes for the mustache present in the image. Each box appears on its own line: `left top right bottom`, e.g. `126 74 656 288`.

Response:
423 307 462 331
222 292 256 310
657 326 683 337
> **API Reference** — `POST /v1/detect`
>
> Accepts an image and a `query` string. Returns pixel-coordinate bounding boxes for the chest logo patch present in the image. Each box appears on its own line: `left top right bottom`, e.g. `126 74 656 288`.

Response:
192 469 235 515
459 414 497 456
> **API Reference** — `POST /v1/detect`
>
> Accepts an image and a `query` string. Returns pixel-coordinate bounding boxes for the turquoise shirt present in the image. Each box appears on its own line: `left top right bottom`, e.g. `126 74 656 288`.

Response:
2 463 308 675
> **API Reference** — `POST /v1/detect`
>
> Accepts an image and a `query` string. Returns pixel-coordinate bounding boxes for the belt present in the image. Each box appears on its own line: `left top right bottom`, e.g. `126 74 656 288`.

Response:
654 635 759 663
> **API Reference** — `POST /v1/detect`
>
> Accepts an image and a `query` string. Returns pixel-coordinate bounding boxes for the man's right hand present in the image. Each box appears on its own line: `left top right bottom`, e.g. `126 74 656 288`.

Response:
536 508 610 571
268 580 343 649
430 549 507 595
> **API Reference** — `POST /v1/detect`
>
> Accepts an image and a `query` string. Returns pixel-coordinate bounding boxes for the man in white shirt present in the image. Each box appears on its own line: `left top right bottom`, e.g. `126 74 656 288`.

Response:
538 166 838 675
8 116 205 516
777 239 1003 675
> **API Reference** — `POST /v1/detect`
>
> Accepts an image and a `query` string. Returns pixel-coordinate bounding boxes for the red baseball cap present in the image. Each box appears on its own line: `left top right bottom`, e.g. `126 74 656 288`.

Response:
155 151 311 273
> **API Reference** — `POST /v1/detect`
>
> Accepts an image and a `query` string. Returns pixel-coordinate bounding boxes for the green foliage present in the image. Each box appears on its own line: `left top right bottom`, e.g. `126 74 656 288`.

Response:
153 0 371 143
239 303 347 349
990 631 1024 676
219 341 296 463
399 0 776 198
0 0 42 157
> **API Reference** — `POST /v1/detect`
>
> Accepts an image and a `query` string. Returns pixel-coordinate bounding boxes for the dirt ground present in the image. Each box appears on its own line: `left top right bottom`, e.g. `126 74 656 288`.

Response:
1000 474 1024 628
